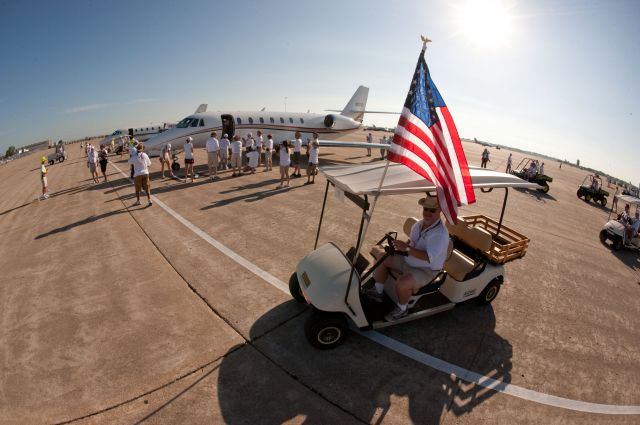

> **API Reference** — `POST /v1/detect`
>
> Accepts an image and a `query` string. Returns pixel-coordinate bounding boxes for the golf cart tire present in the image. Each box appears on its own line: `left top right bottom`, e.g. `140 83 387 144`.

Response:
600 198 607 207
48 160 54 166
539 183 550 194
585 193 592 202
476 277 502 305
305 312 348 350
288 272 306 303
612 237 623 251
576 190 582 199
171 162 180 172
599 229 608 244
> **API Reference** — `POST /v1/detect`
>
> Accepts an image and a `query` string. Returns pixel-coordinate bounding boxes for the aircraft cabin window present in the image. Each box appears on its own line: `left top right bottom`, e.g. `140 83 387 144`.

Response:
270 117 274 123
199 119 204 127
300 118 304 124
237 117 242 125
280 117 284 124
248 117 254 124
289 118 294 124
259 117 264 124
191 120 199 127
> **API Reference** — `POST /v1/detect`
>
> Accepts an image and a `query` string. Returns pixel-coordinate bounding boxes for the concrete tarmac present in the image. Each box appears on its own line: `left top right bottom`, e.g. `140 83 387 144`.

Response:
0 134 638 424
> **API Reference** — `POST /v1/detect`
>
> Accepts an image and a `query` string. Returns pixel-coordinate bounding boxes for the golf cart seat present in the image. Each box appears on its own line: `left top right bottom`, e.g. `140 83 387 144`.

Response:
444 220 493 281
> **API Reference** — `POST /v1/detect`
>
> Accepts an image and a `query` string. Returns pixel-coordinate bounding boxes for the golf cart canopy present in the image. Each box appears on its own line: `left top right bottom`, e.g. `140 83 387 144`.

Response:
614 194 640 207
319 163 540 196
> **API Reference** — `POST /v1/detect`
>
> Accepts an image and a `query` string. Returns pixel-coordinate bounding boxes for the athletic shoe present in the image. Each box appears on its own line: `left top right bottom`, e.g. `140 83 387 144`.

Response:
133 201 141 206
364 288 384 303
385 306 408 322
148 200 153 207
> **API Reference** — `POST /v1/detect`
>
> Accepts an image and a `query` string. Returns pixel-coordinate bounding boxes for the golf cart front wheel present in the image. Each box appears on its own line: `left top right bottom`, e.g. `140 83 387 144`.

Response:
600 198 607 207
171 162 180 171
585 193 592 202
539 183 549 194
305 312 348 350
288 272 306 303
612 237 623 251
576 189 582 199
599 229 608 244
476 277 502 305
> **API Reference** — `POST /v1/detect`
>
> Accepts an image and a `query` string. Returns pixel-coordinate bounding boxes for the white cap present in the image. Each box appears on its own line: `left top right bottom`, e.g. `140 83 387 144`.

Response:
166 143 171 150
223 133 228 138
186 136 193 142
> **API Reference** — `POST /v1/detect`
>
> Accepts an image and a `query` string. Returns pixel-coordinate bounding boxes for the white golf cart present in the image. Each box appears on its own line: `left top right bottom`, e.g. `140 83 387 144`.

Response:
289 163 539 349
600 194 640 251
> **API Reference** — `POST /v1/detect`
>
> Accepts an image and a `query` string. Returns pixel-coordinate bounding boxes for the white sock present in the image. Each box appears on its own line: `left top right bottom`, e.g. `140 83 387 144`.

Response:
397 303 408 311
374 282 384 294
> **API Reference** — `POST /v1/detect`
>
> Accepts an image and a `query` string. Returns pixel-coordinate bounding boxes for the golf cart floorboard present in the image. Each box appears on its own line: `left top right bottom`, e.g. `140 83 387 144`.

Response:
362 291 454 328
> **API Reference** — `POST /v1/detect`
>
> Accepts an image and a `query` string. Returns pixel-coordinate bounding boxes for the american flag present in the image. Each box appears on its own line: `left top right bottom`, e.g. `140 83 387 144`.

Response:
388 47 475 224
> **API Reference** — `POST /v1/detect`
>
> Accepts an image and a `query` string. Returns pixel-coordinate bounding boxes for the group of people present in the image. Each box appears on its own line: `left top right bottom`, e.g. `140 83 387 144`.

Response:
619 204 640 242
526 160 544 178
366 132 388 159
84 142 109 184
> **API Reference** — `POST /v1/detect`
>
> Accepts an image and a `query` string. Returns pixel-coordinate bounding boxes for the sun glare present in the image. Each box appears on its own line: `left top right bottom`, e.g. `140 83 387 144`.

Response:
455 0 515 48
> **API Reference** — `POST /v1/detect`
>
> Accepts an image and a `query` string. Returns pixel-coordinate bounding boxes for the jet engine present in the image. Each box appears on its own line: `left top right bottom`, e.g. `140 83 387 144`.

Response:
323 114 336 128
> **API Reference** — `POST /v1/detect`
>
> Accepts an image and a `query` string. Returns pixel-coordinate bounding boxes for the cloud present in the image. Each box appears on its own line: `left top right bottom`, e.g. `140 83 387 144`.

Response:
126 98 158 105
64 103 110 114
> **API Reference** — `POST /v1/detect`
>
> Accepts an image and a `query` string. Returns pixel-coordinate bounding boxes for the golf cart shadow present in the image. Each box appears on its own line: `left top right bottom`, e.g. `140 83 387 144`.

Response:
608 246 640 273
514 187 557 202
216 302 512 424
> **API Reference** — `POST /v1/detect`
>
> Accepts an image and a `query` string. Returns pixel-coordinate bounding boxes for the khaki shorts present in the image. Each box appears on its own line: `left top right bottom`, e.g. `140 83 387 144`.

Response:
134 174 150 193
89 162 96 173
208 151 219 168
220 150 229 160
230 153 241 167
41 177 48 188
388 255 439 290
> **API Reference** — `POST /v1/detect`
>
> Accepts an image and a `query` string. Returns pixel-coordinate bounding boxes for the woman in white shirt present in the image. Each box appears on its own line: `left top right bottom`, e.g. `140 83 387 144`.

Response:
264 134 274 171
183 136 195 183
306 133 319 184
278 140 291 188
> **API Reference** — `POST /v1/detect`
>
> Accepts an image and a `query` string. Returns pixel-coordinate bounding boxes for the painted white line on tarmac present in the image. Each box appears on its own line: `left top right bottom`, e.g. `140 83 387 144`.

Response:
110 163 640 415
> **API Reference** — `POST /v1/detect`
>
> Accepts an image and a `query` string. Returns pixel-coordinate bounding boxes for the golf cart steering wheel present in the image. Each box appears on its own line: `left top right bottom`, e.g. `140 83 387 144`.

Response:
382 232 408 257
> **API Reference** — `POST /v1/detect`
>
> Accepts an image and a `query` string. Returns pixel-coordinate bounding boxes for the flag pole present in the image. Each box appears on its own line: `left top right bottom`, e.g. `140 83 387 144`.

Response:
352 36 431 262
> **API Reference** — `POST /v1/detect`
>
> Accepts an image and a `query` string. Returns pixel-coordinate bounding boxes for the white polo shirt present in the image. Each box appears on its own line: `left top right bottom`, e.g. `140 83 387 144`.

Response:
405 218 449 270
206 137 219 152
231 140 242 154
308 143 319 164
219 137 230 151
291 138 302 153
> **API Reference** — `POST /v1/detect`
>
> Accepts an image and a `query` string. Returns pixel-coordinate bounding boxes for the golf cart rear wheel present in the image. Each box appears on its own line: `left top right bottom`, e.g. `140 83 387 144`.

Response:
585 193 592 202
576 189 582 199
171 162 180 171
600 198 607 207
288 272 306 303
599 229 608 244
305 312 348 349
476 277 501 305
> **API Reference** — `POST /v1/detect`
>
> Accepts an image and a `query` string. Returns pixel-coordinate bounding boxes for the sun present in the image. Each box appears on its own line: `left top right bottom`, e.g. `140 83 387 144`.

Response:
455 0 515 48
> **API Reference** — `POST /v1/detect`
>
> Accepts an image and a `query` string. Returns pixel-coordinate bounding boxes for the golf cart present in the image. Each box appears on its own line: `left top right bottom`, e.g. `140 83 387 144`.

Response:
289 163 539 349
510 158 553 193
600 194 640 251
577 174 609 206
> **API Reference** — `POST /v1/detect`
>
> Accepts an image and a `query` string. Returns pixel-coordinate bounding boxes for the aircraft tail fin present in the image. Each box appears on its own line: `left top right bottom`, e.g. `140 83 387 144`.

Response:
340 86 369 122
194 104 208 114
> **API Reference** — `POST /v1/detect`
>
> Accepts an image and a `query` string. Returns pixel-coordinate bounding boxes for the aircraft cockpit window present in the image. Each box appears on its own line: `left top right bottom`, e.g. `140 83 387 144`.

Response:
111 130 120 136
259 117 264 124
280 117 284 124
270 117 274 124
237 117 242 125
299 118 304 124
289 117 294 124
248 117 254 124
190 119 199 127
177 117 195 128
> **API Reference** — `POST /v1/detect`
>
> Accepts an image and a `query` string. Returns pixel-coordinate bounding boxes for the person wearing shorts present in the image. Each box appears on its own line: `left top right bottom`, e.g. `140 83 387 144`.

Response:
366 196 449 321
130 143 152 206
264 134 274 171
306 132 319 184
98 145 109 182
183 136 195 183
291 132 302 177
160 143 175 179
205 131 220 181
219 134 230 170
230 135 242 177
88 146 99 183
40 156 49 200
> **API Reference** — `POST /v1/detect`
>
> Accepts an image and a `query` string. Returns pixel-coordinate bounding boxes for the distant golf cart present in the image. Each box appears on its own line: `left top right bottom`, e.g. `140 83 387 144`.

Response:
510 158 553 193
577 174 609 206
289 163 539 349
600 194 640 251
47 149 67 166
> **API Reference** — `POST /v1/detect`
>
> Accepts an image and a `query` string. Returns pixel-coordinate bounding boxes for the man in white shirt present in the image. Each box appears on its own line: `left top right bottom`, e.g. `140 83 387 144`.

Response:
219 133 230 170
264 134 274 171
230 135 243 177
255 130 264 167
183 136 195 183
306 132 320 184
367 196 449 321
129 143 152 206
379 135 388 160
87 146 99 183
366 132 373 157
243 132 254 166
505 153 513 173
291 131 303 177
205 131 220 181
245 146 259 173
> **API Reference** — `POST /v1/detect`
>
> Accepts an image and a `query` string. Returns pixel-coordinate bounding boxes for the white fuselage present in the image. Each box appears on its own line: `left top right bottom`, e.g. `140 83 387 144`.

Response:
144 111 362 157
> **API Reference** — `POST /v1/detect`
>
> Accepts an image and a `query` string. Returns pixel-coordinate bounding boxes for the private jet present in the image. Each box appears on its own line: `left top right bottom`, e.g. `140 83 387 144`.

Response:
144 86 392 156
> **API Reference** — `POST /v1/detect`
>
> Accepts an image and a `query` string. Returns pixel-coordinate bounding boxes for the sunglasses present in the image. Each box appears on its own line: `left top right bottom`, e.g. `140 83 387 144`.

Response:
423 207 438 213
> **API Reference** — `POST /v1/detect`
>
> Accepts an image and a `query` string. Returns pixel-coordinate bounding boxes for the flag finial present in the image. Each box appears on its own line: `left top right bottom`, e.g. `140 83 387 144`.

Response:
420 35 432 51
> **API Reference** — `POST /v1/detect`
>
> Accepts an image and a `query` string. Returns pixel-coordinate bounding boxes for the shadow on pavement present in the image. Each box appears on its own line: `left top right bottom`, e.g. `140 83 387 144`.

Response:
514 187 558 202
217 299 511 424
34 207 130 239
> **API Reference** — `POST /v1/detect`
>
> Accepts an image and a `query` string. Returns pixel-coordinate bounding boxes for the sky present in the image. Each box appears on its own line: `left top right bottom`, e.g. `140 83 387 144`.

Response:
0 0 638 183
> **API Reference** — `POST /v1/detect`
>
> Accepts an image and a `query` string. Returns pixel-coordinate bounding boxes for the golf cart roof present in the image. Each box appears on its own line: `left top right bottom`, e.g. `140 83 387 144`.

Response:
614 194 640 206
319 163 540 196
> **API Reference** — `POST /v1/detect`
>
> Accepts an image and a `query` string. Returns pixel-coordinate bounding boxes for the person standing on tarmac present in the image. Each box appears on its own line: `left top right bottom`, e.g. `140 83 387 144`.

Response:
205 131 220 181
306 133 319 185
291 131 303 177
130 143 152 207
183 136 195 183
366 132 373 157
505 153 513 173
40 156 49 200
219 134 230 170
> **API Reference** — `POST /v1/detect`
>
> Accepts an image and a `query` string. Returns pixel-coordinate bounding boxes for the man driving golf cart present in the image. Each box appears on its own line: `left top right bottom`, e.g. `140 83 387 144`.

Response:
366 196 449 321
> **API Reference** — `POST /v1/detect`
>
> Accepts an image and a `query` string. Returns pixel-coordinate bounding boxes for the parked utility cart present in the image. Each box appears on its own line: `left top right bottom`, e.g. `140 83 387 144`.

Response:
289 163 539 349
577 174 609 206
600 194 640 251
